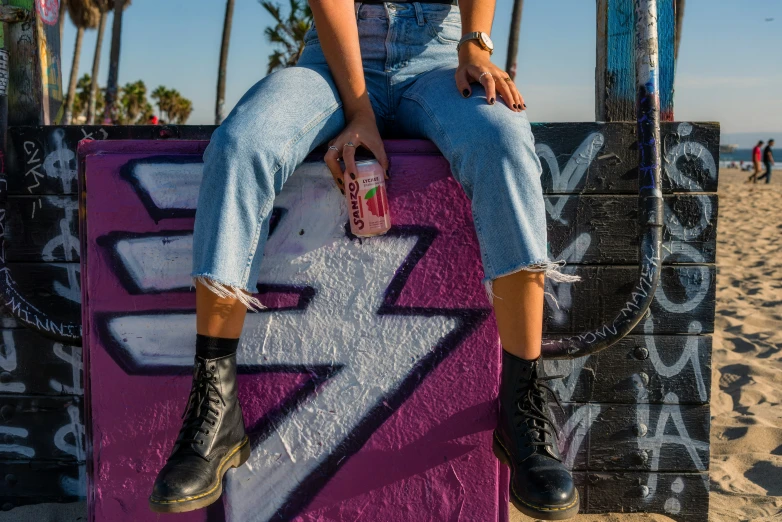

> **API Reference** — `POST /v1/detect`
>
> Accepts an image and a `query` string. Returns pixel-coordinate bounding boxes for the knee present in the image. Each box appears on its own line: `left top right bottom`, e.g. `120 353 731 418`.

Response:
465 116 542 190
203 117 282 195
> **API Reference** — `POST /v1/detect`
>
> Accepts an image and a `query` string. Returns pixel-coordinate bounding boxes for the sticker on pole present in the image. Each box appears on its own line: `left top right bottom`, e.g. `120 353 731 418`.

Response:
36 0 61 26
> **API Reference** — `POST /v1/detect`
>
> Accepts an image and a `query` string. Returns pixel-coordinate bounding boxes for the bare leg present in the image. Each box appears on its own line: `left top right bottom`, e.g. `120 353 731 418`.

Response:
196 280 248 338
491 271 545 360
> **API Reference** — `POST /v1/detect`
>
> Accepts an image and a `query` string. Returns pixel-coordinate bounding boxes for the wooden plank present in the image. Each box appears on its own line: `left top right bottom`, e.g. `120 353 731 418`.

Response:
596 0 676 121
534 121 718 193
0 309 21 328
557 403 710 472
573 471 708 521
2 262 81 342
0 461 85 507
547 194 717 264
0 329 82 396
543 265 716 335
4 195 79 262
2 194 717 264
0 394 84 462
7 122 718 194
544 335 711 404
5 0 64 125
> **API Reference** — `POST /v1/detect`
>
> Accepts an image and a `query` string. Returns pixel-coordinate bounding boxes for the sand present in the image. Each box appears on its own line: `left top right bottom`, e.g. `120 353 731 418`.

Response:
708 167 782 521
511 167 782 522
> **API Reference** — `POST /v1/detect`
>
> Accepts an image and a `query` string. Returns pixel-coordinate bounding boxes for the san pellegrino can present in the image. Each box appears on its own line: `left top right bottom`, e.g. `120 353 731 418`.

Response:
343 159 391 237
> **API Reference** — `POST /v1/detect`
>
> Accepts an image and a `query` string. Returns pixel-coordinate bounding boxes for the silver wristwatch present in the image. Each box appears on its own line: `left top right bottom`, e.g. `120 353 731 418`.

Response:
456 31 494 54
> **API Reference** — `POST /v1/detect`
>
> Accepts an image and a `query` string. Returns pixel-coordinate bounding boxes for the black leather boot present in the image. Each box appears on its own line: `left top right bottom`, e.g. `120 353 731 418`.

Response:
149 353 249 513
493 350 579 520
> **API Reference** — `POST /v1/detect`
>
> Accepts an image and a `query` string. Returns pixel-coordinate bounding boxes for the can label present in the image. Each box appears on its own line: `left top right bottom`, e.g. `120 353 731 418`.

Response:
344 160 391 237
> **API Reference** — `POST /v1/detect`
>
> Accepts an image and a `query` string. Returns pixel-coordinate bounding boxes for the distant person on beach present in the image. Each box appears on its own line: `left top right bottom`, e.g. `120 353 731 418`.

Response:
748 140 764 183
148 115 160 125
757 139 775 184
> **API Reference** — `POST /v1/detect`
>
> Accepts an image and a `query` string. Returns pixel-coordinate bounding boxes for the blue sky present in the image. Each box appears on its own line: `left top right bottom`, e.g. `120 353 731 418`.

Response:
60 0 781 144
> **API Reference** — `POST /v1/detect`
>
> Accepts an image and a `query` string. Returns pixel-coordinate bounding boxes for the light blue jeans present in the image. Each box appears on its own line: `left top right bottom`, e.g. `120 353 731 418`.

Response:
192 2 570 309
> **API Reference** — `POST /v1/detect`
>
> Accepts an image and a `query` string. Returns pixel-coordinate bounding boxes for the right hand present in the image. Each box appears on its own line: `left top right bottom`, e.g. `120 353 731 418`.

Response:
324 110 389 194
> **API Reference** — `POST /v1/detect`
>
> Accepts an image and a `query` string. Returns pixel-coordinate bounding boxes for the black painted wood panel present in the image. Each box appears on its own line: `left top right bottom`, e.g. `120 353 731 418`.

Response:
0 395 84 462
557 403 710 472
544 265 716 334
4 196 80 263
544 334 711 404
547 195 717 264
2 263 82 342
0 461 85 509
573 471 708 522
0 329 82 396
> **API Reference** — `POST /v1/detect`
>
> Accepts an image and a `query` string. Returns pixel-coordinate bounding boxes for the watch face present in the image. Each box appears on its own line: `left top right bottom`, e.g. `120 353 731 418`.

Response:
480 33 494 51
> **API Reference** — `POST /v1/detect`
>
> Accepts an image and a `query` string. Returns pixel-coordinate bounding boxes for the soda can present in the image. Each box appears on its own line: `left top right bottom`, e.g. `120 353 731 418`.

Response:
343 159 391 237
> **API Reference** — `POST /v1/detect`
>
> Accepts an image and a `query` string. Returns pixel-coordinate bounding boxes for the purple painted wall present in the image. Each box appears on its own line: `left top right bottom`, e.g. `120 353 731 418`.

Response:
79 140 509 521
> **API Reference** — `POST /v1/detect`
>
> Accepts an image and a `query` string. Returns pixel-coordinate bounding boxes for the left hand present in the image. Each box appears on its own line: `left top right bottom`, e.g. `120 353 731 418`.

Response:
455 44 525 112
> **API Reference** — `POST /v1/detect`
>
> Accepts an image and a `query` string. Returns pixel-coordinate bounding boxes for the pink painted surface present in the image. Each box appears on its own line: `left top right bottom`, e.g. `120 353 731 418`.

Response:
80 140 509 521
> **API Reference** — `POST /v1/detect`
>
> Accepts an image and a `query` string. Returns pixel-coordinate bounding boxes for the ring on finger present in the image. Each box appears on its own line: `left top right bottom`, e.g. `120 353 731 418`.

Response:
503 77 512 82
344 141 355 148
328 145 339 152
478 71 492 83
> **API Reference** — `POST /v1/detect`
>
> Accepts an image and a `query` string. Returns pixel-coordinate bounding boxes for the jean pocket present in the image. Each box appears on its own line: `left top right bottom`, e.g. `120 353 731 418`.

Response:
423 8 461 44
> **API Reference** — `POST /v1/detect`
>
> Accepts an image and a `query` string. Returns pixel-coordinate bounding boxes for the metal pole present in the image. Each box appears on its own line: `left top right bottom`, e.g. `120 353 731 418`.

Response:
543 0 663 359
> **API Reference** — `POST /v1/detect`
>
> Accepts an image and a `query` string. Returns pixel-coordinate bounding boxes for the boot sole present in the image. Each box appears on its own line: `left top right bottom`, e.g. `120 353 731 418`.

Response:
493 435 580 521
148 436 251 513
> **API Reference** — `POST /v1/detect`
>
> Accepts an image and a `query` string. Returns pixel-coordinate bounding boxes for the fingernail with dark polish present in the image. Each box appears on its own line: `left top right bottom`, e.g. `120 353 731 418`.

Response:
350 173 356 180
337 178 344 185
462 89 470 98
489 97 495 104
340 188 345 195
512 104 517 109
523 103 527 108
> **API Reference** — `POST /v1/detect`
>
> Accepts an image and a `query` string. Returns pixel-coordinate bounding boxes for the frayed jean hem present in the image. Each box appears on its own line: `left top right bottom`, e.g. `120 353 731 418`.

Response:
482 259 581 305
191 273 265 312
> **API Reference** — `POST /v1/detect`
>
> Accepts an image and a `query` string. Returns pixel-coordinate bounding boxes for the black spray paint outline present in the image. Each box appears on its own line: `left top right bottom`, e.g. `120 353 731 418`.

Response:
92 224 490 520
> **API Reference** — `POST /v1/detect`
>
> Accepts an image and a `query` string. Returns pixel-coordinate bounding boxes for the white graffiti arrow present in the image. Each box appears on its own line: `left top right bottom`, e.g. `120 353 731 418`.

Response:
101 166 480 521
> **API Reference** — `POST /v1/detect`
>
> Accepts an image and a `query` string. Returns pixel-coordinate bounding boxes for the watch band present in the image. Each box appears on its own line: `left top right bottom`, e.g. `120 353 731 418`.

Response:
456 31 492 54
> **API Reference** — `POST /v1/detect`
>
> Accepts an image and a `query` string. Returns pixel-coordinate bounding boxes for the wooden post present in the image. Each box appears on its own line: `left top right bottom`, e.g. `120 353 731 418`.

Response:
596 0 675 121
4 0 64 125
504 0 523 80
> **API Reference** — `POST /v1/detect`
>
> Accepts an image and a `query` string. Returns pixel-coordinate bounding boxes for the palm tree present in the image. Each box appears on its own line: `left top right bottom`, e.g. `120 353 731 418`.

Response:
674 0 685 62
103 0 131 124
63 0 100 124
151 87 193 124
259 0 312 74
86 0 115 124
216 0 236 124
119 80 147 124
505 0 524 80
151 85 168 119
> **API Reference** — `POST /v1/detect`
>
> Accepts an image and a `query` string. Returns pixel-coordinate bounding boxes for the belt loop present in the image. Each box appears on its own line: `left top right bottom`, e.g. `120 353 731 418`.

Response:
413 2 425 26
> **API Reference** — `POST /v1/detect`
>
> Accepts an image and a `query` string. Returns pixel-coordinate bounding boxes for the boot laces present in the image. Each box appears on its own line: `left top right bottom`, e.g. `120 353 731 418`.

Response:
178 359 226 450
515 375 565 455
